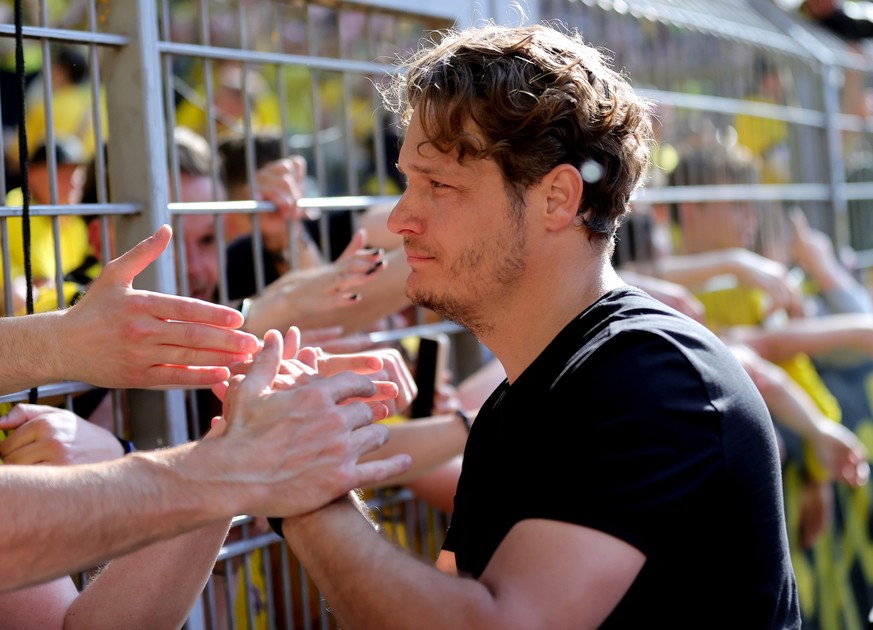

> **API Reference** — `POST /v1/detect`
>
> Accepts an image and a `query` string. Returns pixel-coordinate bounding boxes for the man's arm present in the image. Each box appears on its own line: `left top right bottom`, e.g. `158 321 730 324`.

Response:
281 499 645 629
0 225 259 395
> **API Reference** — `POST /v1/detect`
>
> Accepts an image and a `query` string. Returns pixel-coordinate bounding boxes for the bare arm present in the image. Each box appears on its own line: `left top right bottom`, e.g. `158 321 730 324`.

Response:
281 498 644 629
0 225 259 395
659 248 804 316
730 344 868 486
362 415 467 487
724 313 873 363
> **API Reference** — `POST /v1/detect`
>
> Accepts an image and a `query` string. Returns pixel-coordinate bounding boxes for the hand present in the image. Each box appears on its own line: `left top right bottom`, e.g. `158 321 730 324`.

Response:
57 225 260 389
811 420 870 487
731 249 805 318
254 156 309 239
243 230 386 336
295 341 417 417
200 330 412 518
0 404 124 465
633 275 705 322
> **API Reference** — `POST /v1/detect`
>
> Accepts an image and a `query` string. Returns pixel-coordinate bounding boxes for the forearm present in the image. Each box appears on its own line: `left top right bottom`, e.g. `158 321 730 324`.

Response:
731 314 873 362
66 519 232 628
0 311 62 393
282 499 497 630
0 443 232 591
364 415 467 487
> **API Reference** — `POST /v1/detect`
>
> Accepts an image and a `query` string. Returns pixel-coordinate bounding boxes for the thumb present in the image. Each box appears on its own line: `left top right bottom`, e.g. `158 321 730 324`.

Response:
0 404 37 430
101 224 173 286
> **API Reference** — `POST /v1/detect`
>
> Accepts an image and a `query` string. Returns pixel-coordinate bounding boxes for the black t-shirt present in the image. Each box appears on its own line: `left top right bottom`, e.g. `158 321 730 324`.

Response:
443 286 800 628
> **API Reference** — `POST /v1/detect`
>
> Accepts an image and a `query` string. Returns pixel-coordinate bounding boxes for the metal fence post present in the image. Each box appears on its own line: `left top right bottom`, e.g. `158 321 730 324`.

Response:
102 0 190 448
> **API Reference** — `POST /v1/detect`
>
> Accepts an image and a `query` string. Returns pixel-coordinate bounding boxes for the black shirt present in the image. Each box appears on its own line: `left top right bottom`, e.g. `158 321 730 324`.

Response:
443 286 800 628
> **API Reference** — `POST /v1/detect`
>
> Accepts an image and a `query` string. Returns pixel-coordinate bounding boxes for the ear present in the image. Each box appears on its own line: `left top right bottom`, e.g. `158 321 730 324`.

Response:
539 164 584 232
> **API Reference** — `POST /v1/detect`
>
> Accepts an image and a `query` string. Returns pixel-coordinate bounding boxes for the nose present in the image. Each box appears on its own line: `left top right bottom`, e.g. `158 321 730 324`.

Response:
387 192 422 236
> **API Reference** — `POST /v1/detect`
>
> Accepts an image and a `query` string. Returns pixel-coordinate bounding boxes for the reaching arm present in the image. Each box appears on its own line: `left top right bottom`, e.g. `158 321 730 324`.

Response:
659 248 804 317
280 498 644 629
730 343 869 486
724 313 873 363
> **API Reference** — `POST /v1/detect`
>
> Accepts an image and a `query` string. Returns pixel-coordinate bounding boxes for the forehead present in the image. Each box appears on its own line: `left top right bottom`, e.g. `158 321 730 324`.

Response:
398 109 490 180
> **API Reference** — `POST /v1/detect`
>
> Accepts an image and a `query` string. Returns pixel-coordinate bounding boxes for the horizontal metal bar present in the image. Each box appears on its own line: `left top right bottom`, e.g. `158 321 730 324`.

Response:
0 381 98 405
168 195 400 219
0 203 140 217
367 320 466 345
0 24 129 46
158 41 395 75
638 88 828 128
634 183 831 204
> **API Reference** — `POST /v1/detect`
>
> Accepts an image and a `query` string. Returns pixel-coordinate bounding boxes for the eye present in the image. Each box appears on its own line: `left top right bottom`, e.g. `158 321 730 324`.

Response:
430 180 448 190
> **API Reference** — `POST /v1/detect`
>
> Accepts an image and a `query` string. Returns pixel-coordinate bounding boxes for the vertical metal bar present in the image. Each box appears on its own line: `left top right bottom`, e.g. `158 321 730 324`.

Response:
279 543 294 630
822 64 850 253
224 558 238 630
102 0 188 449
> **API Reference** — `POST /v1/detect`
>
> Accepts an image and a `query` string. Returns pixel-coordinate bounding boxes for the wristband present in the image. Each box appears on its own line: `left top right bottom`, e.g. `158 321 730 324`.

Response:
455 409 473 433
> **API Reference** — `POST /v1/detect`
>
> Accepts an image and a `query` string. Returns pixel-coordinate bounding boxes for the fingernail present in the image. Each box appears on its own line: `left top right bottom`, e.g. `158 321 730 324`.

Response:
365 261 384 275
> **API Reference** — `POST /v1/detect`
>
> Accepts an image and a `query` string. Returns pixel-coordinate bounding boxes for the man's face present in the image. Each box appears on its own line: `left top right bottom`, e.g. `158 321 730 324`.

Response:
179 174 223 302
387 110 528 335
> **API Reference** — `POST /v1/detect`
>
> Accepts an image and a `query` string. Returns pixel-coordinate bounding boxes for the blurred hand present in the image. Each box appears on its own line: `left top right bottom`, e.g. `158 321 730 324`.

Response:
243 229 386 337
0 404 123 465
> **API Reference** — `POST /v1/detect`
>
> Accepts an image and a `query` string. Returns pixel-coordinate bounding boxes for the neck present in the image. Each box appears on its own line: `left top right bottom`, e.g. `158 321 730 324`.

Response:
479 250 624 384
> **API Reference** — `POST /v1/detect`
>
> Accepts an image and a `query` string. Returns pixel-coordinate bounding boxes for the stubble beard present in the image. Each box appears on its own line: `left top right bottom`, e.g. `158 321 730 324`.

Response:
406 226 527 338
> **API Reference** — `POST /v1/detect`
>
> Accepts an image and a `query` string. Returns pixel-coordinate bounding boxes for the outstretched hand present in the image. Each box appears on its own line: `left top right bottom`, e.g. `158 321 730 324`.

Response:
57 225 259 389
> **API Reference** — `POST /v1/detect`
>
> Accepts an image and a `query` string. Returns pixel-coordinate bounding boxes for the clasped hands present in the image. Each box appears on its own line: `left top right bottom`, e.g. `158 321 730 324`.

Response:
205 326 415 519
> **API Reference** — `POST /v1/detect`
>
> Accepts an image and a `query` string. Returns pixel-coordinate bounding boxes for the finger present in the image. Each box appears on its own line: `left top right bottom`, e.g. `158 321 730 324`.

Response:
140 365 233 388
319 353 383 377
211 380 230 403
102 224 172 287
204 416 228 439
240 330 284 398
296 346 320 370
0 403 44 430
353 454 414 487
0 428 39 461
335 228 368 263
143 295 252 334
283 326 302 360
343 381 399 405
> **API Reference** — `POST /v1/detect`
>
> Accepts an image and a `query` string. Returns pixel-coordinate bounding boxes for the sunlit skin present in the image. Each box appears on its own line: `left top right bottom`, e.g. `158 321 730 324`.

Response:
387 111 528 337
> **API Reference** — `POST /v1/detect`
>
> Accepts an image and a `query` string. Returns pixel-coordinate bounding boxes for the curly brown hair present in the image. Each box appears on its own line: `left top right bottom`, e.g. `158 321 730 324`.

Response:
381 23 654 243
